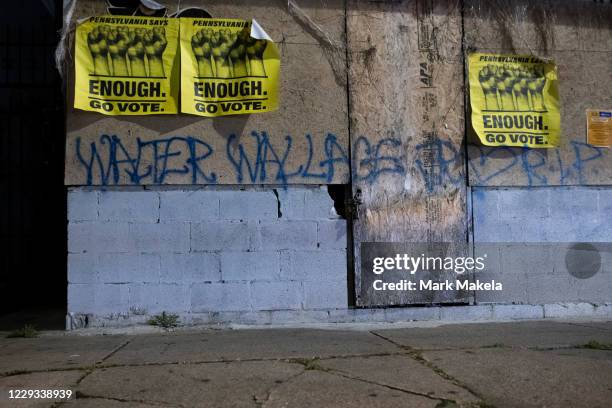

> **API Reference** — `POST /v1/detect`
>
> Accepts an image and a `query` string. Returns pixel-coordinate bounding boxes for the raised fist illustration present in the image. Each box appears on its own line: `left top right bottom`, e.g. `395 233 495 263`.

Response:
494 65 518 111
228 28 250 77
191 29 214 77
527 66 547 111
127 28 146 77
211 29 234 78
87 25 111 75
512 68 532 111
478 65 499 111
107 26 129 76
143 27 167 77
246 37 267 77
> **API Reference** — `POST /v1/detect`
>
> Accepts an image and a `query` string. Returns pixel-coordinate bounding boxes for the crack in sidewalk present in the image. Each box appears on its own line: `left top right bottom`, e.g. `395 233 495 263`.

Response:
370 331 486 405
0 351 410 378
97 338 133 364
327 368 456 404
256 368 307 408
282 357 459 406
74 391 185 407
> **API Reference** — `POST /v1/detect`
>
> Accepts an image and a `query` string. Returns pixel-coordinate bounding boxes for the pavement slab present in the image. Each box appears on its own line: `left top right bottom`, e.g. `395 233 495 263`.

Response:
1 321 612 407
374 321 612 350
564 321 612 332
62 398 157 407
543 348 612 361
421 347 612 408
103 329 399 366
318 354 480 405
77 360 303 408
0 335 129 374
0 370 84 408
264 369 439 408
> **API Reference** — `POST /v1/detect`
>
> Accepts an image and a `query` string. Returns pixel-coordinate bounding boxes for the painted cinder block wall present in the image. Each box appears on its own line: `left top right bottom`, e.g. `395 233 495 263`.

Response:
67 184 612 328
471 186 612 305
67 186 348 327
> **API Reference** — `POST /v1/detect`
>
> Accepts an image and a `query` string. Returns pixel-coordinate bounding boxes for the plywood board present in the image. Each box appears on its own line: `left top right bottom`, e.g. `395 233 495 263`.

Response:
347 0 469 306
465 0 612 187
64 0 349 185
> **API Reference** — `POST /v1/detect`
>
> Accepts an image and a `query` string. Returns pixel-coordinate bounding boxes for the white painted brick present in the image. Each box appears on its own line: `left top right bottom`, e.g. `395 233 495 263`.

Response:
278 189 306 219
600 190 612 214
251 281 302 310
68 284 96 313
384 307 441 322
221 251 280 281
161 253 221 283
280 250 346 282
352 309 387 323
303 280 347 309
440 305 493 321
235 311 272 325
593 304 612 318
492 304 544 320
95 283 130 314
191 283 251 312
128 283 155 313
498 188 550 220
159 190 219 221
270 310 330 324
68 190 98 221
68 222 131 253
158 284 190 313
98 253 160 283
326 309 356 323
219 191 277 220
544 302 596 318
304 187 339 219
99 191 159 222
279 187 339 220
68 253 97 283
129 222 190 253
191 221 251 251
255 221 318 250
71 283 130 315
317 220 347 249
128 283 188 314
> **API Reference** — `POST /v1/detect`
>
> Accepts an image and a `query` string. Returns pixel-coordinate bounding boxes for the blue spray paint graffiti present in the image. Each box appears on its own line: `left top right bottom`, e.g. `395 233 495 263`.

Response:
75 132 353 186
225 132 350 184
469 141 605 186
76 135 217 185
74 132 605 187
415 136 464 191
352 136 406 184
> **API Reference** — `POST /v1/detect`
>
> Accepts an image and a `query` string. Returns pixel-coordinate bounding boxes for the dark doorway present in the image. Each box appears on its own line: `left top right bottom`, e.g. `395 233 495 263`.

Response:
0 0 66 329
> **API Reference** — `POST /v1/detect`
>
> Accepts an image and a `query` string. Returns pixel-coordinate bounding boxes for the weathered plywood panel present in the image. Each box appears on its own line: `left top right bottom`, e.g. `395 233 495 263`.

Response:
465 0 612 187
64 0 349 185
348 0 469 306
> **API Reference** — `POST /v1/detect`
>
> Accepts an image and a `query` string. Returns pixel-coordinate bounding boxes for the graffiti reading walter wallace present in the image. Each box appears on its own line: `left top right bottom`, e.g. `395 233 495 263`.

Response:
469 53 561 148
74 16 180 115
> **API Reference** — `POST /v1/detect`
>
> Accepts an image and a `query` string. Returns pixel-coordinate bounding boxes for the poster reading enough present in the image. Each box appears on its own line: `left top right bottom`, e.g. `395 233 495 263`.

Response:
180 18 280 117
74 16 179 115
469 53 561 148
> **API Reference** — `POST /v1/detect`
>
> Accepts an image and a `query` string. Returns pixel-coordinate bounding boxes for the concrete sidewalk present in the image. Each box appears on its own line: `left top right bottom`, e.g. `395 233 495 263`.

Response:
1 321 612 407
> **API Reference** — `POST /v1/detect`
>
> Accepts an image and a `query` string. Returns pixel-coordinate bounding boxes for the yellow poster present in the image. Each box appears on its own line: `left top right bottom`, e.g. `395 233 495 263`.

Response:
469 53 561 148
74 16 179 115
180 18 280 117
